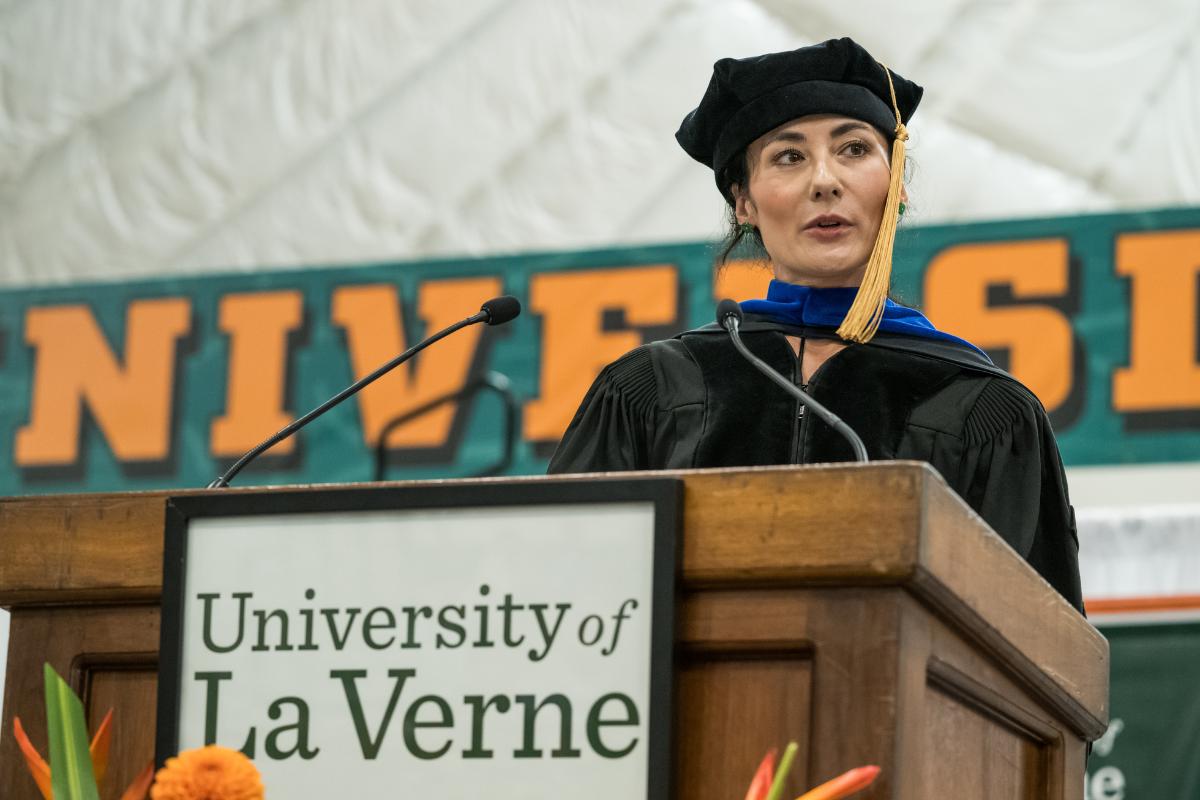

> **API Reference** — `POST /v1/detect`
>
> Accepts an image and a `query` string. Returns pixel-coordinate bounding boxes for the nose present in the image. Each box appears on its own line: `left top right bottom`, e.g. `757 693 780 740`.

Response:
809 155 842 201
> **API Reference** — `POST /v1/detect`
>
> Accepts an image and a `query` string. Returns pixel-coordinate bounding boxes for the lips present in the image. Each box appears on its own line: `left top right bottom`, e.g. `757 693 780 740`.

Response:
803 214 853 239
804 214 852 230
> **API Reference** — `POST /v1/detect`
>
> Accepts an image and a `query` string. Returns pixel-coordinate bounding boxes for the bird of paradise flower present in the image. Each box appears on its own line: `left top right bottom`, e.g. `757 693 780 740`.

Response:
744 741 881 800
13 664 154 800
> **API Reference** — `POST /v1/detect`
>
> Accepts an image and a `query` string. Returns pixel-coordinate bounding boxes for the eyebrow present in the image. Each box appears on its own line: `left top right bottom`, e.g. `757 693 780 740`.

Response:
763 121 872 146
831 121 871 138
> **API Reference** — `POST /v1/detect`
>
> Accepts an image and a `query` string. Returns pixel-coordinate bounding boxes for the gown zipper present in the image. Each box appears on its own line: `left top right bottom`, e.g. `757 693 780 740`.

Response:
789 336 808 464
788 333 845 464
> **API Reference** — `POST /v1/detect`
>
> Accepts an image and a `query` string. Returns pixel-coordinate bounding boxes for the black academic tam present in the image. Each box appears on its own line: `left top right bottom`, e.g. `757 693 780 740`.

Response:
548 317 1083 613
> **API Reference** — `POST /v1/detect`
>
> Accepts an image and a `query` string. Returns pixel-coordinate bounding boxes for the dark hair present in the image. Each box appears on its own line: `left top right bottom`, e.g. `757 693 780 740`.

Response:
716 152 768 265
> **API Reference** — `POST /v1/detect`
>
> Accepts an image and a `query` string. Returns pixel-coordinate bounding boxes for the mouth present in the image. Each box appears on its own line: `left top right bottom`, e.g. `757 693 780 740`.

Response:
805 215 852 230
804 215 853 238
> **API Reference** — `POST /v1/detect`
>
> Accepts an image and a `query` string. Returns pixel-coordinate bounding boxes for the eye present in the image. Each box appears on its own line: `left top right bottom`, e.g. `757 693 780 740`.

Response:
841 140 870 157
771 148 804 165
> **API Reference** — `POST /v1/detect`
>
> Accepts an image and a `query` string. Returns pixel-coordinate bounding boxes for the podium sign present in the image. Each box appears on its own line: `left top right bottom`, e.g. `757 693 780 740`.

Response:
156 480 679 798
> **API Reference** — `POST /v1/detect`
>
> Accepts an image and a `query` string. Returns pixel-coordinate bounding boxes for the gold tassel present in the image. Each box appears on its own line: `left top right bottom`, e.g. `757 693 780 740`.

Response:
837 64 909 344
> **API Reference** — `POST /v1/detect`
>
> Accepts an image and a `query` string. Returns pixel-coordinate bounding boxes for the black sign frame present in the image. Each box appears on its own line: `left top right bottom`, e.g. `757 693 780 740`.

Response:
156 478 680 800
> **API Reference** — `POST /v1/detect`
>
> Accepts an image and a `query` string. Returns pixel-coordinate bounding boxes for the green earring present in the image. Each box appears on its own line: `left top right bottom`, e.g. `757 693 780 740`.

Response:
898 202 907 217
739 222 755 235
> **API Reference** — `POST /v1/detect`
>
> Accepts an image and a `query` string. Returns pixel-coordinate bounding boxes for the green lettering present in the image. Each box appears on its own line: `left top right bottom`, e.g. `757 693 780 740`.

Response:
499 593 526 647
402 695 454 759
194 671 232 745
462 694 511 758
436 605 466 648
192 670 256 756
332 668 415 759
264 697 319 760
514 694 581 758
586 692 639 758
322 607 362 650
363 607 396 649
401 606 433 649
199 592 251 653
252 609 293 652
528 603 570 662
298 589 317 651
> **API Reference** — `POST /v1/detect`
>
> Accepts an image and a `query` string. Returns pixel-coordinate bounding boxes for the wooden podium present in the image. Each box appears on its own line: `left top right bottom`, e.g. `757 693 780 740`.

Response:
0 463 1107 799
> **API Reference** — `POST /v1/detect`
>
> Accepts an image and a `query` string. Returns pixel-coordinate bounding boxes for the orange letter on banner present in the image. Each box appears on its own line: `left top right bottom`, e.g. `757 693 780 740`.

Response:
713 260 772 303
924 240 1074 411
330 277 502 448
15 299 192 466
523 266 678 443
210 290 304 457
1112 229 1200 412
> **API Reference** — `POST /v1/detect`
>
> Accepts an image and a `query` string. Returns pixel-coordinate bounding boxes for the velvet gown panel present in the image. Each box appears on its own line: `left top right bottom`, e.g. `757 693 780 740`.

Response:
547 317 1083 612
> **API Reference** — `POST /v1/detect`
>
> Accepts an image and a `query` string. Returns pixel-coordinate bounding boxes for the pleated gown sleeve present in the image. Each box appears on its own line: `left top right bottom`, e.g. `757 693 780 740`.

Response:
546 347 659 473
950 378 1084 612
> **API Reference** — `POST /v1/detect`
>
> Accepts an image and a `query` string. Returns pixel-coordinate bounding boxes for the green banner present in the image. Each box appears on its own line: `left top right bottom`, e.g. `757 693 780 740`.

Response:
1089 620 1200 798
1 206 1199 495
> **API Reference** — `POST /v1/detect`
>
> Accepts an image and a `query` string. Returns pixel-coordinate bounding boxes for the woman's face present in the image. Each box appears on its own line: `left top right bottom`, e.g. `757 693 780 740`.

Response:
733 114 902 287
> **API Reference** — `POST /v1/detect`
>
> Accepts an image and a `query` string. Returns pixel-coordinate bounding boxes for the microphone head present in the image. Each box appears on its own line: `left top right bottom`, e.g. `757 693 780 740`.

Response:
716 298 743 329
480 296 521 326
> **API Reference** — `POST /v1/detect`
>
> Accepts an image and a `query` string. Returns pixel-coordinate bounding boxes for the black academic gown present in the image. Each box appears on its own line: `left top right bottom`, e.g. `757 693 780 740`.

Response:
547 314 1083 612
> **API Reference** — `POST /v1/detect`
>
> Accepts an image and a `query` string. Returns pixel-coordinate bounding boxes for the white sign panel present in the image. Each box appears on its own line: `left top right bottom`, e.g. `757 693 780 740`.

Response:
158 482 678 799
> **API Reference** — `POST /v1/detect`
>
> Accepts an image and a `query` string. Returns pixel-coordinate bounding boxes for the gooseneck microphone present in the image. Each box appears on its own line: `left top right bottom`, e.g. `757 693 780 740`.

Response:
206 295 522 488
716 299 868 463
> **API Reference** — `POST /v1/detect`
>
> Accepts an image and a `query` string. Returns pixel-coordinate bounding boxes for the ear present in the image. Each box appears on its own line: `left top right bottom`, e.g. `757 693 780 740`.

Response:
900 184 909 205
732 184 757 226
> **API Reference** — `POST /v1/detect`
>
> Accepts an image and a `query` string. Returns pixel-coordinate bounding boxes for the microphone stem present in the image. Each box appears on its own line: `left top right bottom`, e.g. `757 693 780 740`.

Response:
725 320 869 463
208 311 485 488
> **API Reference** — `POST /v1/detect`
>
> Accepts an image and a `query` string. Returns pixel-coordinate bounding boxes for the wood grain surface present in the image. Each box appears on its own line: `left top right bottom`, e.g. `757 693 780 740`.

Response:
0 463 1107 799
1 605 159 799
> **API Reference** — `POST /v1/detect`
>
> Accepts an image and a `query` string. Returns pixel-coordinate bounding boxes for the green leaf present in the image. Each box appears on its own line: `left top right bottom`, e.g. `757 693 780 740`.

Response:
43 663 101 800
765 741 799 800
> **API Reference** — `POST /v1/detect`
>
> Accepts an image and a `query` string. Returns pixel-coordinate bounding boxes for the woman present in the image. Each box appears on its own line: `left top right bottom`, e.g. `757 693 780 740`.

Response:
547 38 1082 611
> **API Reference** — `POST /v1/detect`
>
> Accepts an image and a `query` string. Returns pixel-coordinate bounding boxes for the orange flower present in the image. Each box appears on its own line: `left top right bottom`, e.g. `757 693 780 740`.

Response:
12 709 115 800
795 765 881 800
150 746 263 800
11 717 51 800
744 748 778 800
120 762 156 800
